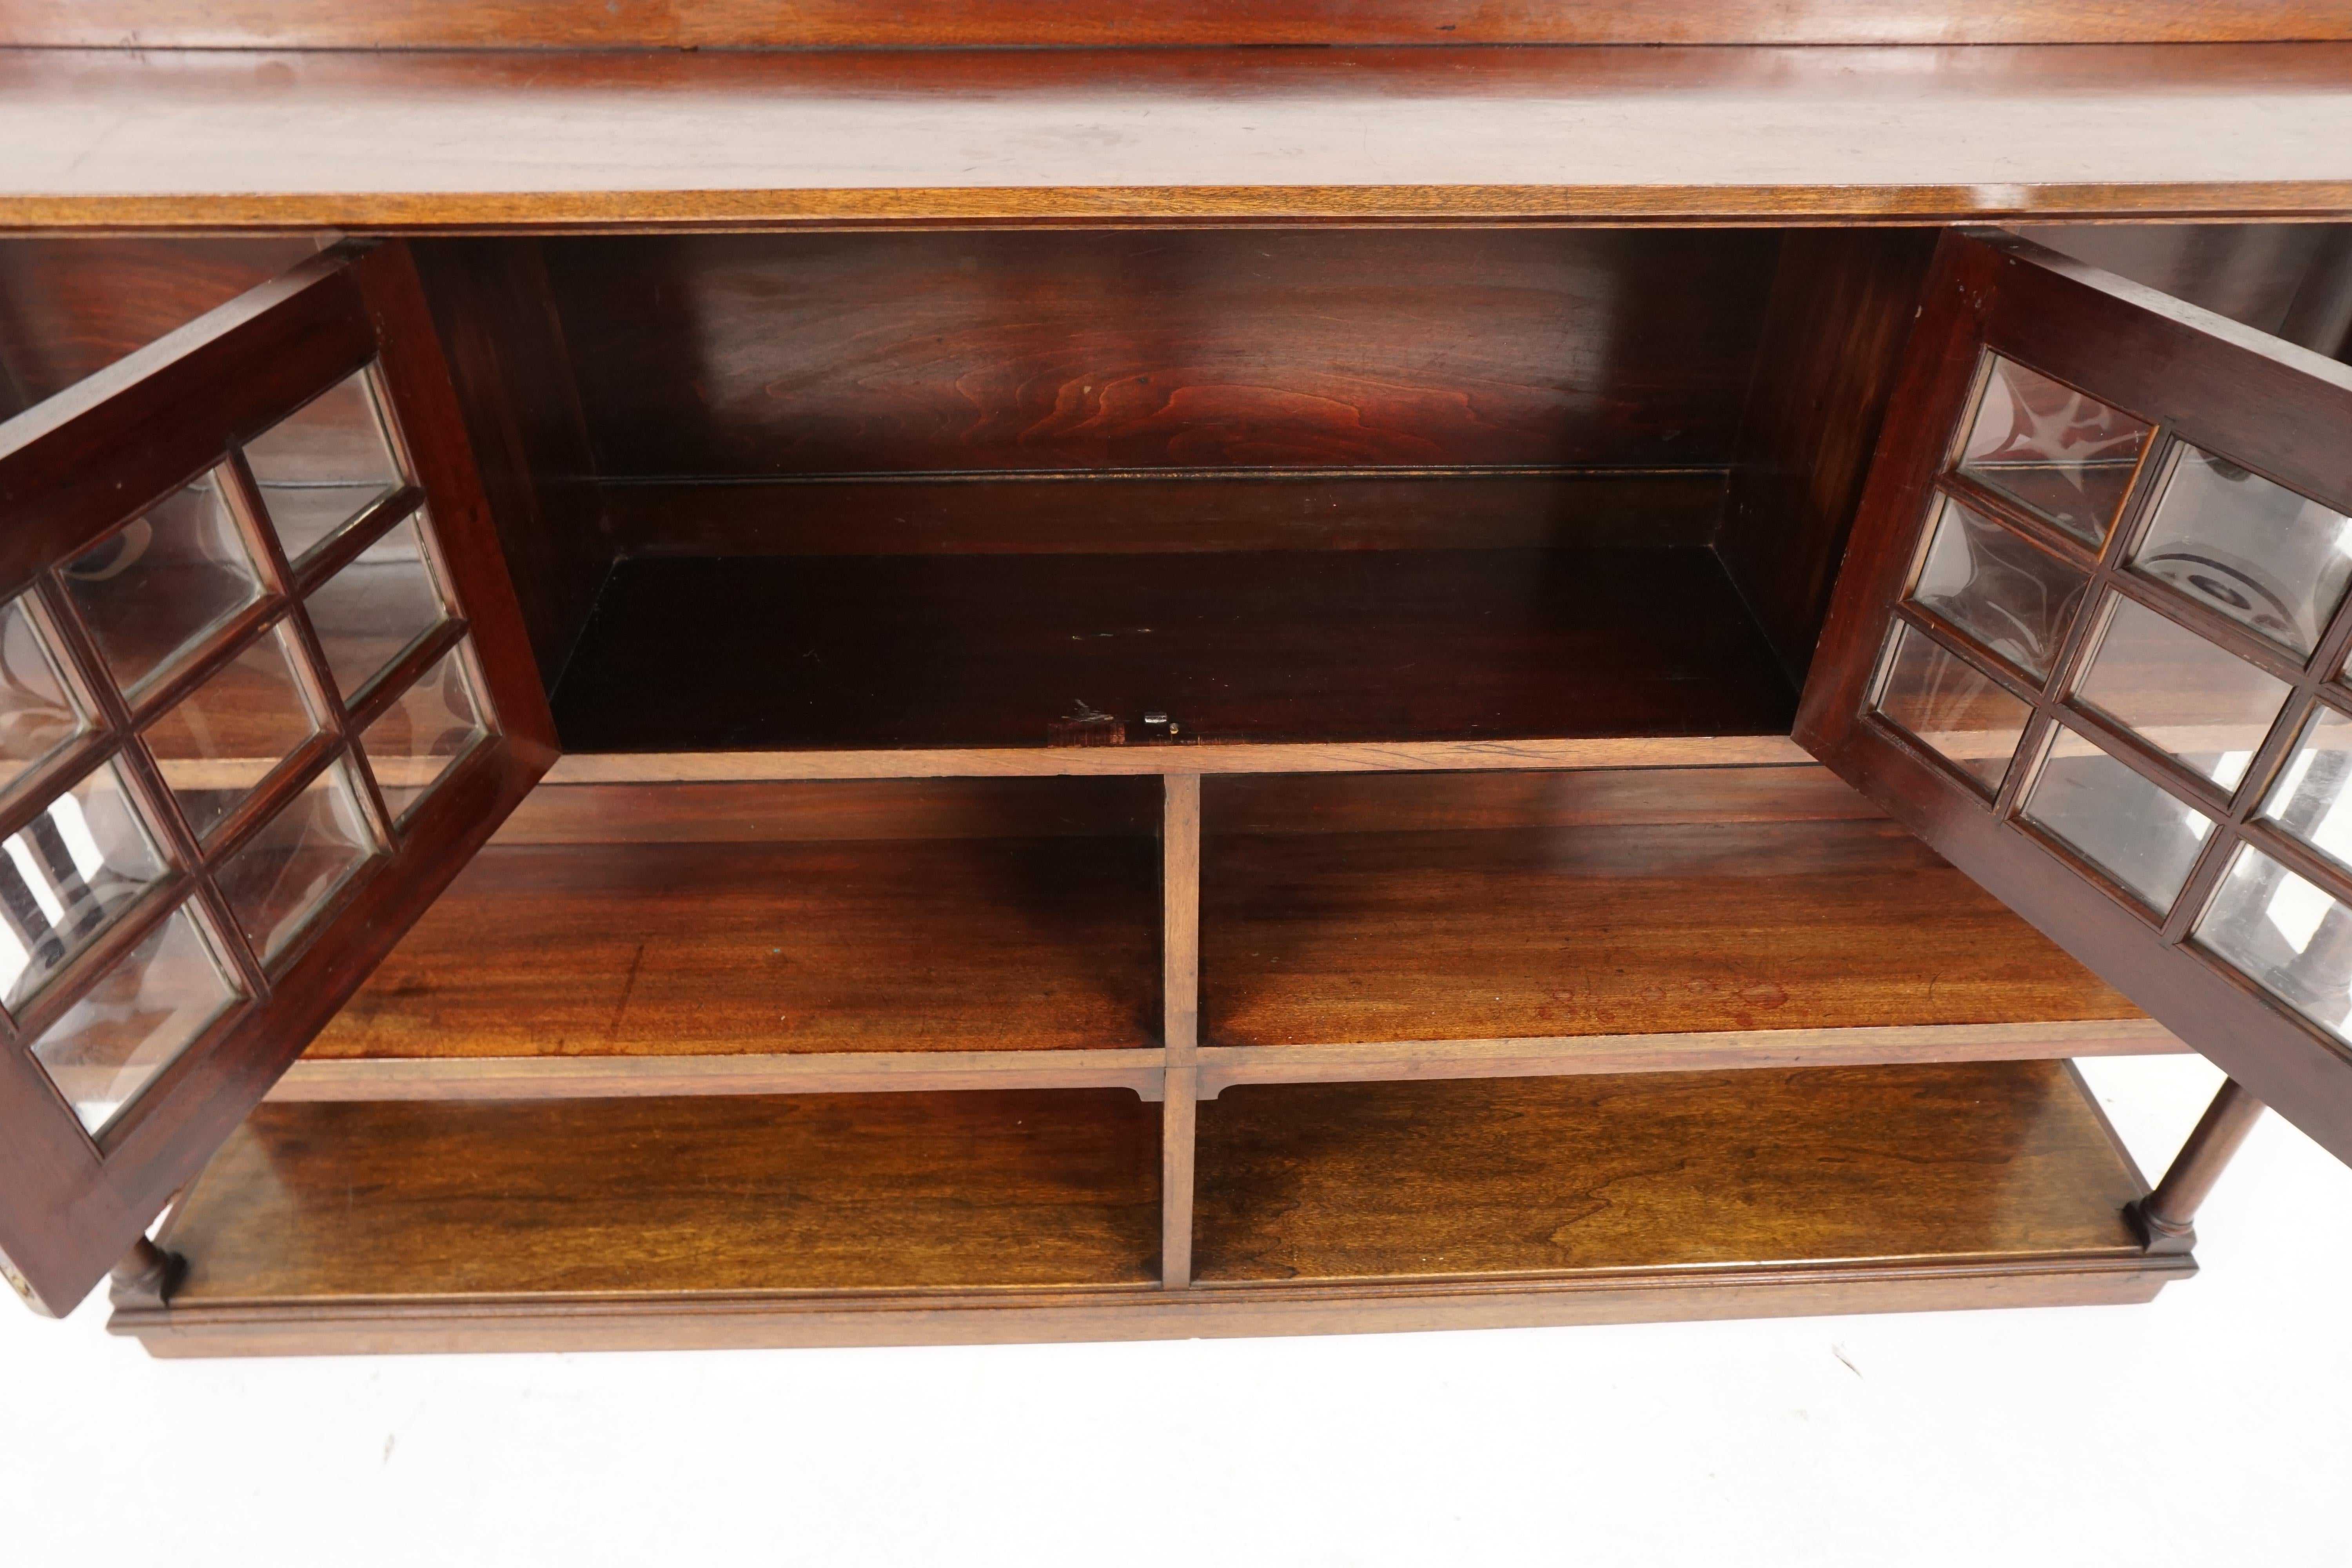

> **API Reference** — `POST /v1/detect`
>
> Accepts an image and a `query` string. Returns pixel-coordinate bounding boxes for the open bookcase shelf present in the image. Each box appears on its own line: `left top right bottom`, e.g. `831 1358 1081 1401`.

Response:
548 545 1797 754
120 1062 2183 1356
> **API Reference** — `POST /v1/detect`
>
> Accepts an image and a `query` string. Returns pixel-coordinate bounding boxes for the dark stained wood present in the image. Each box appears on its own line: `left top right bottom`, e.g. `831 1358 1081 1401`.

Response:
0 241 554 1318
155 1090 1163 1298
0 236 318 416
2011 223 2352 356
1796 229 2352 1169
9 1 2348 47
7 46 2352 231
409 238 611 692
1202 817 2143 1049
600 472 1730 559
305 836 1161 1059
1194 1062 2149 1283
1720 229 1938 684
493 776 1161 844
2130 1077 2268 1253
546 230 1776 478
549 549 1797 753
0 246 373 602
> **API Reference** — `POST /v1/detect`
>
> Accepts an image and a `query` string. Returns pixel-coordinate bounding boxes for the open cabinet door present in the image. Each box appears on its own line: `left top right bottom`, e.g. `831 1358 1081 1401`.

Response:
1800 227 2352 1167
0 241 555 1314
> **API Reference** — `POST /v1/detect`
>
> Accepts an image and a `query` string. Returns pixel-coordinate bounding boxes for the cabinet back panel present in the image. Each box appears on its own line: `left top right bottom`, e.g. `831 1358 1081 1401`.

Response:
544 228 1781 479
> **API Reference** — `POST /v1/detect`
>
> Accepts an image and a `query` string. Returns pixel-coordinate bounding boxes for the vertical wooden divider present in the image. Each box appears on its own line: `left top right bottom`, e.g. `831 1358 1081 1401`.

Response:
1161 773 1203 1290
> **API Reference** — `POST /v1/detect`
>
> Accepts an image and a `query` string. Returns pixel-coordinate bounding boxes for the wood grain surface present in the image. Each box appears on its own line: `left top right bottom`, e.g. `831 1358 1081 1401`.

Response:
1201 818 2143 1047
547 549 1797 752
4 46 2351 229
0 236 316 416
546 229 1776 476
158 1090 1163 1299
598 472 1731 559
1193 1061 2147 1282
10 1 2349 49
306 835 1161 1058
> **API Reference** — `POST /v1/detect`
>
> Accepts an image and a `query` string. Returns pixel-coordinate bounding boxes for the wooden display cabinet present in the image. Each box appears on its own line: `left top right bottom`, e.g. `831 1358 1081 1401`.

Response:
2 6 2351 1356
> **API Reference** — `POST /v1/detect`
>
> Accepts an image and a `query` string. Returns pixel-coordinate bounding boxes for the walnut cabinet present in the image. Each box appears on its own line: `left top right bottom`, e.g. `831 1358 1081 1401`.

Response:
2 19 2352 1355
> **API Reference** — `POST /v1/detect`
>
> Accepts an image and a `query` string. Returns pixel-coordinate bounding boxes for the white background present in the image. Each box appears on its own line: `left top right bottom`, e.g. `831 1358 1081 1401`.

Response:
5 1051 2347 1566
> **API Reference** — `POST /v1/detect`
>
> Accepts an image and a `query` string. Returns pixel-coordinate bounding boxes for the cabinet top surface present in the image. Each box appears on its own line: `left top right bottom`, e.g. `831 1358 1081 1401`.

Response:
4 44 2352 229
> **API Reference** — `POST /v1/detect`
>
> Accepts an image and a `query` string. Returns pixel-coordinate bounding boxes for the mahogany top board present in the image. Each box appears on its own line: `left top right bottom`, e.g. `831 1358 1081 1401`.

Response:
3 45 2351 228
8 1 2349 49
1193 1062 2148 1282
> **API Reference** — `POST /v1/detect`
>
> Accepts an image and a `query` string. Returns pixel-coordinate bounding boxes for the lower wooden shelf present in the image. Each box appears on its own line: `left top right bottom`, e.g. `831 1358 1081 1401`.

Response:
113 1061 2187 1357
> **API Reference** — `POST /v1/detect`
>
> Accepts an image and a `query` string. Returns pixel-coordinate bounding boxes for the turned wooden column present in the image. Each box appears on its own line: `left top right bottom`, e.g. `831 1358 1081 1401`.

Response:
109 1237 185 1310
2127 1078 2267 1256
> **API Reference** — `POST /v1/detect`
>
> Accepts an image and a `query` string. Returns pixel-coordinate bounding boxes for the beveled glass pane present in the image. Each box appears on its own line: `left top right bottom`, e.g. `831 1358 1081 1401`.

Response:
2071 597 2290 791
63 468 265 696
27 904 238 1136
1956 358 2151 546
359 643 486 826
217 759 378 962
1909 496 2091 679
1872 623 2031 793
2259 705 2352 873
243 369 404 565
0 760 168 1009
2131 446 2352 657
141 623 322 842
0 593 89 793
2020 727 2214 911
304 514 446 704
2198 845 2352 1044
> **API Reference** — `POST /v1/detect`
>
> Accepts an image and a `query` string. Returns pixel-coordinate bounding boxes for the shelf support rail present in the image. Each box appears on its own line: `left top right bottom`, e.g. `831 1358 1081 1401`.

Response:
2127 1077 2267 1256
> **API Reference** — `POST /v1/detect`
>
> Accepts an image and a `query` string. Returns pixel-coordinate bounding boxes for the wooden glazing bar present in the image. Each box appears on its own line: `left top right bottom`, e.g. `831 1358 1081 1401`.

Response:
1160 775 1202 1288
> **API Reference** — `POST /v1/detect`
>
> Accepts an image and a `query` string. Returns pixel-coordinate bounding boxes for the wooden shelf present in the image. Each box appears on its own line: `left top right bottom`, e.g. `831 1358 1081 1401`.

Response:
1202 815 2146 1051
145 1089 1163 1301
114 1062 2189 1356
298 832 1162 1071
549 548 1796 753
1194 1062 2153 1283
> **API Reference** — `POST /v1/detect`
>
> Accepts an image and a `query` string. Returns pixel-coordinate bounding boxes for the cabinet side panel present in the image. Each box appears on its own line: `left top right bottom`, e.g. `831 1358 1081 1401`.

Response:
1720 229 1938 685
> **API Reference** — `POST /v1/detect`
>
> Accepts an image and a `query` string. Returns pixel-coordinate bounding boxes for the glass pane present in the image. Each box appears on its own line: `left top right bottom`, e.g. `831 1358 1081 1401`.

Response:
140 623 322 842
2259 705 2352 874
359 644 486 826
63 467 265 696
2198 845 2352 1045
304 514 446 704
0 593 89 793
2071 596 2290 791
0 760 168 1010
1909 496 2091 680
2020 727 2214 911
217 759 378 962
1956 357 2151 546
243 369 405 565
1872 623 2032 793
27 904 238 1136
2132 445 2352 657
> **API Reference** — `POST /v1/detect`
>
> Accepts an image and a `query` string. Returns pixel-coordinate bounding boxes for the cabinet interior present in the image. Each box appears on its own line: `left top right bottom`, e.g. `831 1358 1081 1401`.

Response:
9 216 2339 1350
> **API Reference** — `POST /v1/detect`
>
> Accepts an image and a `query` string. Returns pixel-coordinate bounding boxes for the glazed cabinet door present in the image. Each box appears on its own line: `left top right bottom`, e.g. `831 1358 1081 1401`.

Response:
1800 227 2352 1166
0 241 554 1313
